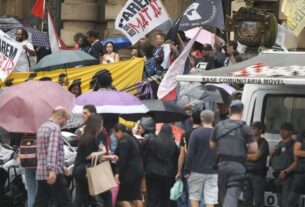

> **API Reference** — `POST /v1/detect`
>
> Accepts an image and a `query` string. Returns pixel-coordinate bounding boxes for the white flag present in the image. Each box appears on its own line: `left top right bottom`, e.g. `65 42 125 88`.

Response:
157 28 201 100
48 9 60 53
115 0 171 45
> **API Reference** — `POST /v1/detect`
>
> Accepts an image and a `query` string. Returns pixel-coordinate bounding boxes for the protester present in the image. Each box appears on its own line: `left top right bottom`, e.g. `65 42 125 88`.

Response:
142 43 156 78
244 122 269 207
73 114 117 207
137 36 149 58
185 110 217 207
214 103 229 125
75 104 97 137
101 41 120 64
287 130 305 207
210 100 258 207
68 80 82 97
72 33 84 50
213 44 226 67
93 69 116 92
113 123 144 207
77 35 90 53
15 28 37 72
224 42 242 66
34 107 72 207
175 110 202 207
270 122 296 207
154 33 170 73
194 44 219 70
87 30 104 60
145 124 178 207
22 133 37 207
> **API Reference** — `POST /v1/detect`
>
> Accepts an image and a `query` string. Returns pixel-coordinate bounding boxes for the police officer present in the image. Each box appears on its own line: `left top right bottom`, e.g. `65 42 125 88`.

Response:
270 122 296 207
244 122 269 207
210 100 258 207
287 130 305 207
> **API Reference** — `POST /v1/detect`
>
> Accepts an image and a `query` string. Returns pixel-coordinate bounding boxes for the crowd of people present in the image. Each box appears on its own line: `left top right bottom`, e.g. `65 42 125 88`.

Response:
10 95 304 207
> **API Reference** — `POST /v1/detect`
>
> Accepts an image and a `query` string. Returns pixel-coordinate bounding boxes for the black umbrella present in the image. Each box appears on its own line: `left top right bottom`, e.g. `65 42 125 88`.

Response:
143 100 189 123
186 84 231 106
121 100 189 123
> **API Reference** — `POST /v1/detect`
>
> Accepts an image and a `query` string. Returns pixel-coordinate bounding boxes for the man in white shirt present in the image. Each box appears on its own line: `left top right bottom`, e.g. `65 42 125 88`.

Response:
15 28 36 72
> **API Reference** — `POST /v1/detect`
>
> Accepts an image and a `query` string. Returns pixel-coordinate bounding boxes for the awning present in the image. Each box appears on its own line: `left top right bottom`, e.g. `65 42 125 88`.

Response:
177 52 305 85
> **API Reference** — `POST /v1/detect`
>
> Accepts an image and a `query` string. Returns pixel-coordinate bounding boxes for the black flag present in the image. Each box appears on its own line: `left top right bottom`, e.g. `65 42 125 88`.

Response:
179 0 225 31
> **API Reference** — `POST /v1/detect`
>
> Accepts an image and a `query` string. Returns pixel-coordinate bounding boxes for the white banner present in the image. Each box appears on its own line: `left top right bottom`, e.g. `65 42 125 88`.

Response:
0 30 22 81
115 0 171 45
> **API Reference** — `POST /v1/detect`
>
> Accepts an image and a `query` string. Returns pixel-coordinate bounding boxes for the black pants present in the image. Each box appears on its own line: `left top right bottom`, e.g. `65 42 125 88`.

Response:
34 174 73 207
287 172 305 207
146 174 172 207
74 179 112 207
243 174 266 207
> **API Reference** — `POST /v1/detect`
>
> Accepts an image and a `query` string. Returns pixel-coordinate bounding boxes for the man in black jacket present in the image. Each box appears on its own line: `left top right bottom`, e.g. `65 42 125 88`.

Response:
87 30 103 60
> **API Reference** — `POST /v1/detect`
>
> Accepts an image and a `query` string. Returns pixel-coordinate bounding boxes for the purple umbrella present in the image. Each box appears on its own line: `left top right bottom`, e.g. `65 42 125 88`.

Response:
73 91 149 115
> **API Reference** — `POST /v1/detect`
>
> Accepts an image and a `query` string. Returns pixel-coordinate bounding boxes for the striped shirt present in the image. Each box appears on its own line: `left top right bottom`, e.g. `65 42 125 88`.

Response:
36 120 64 180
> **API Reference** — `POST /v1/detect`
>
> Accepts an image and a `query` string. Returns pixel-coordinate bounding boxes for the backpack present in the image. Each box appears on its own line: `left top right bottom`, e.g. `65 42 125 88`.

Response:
19 134 37 169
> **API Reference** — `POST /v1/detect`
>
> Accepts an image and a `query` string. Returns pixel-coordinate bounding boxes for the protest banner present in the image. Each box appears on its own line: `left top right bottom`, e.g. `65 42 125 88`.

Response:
0 30 22 81
115 0 171 44
281 0 305 36
0 58 144 93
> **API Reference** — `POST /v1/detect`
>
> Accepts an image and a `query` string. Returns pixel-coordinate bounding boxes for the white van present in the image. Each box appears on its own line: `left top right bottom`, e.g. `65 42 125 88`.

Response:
177 52 305 206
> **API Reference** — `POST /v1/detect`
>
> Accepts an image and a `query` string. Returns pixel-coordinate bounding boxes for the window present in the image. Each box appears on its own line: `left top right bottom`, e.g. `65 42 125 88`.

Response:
263 95 305 133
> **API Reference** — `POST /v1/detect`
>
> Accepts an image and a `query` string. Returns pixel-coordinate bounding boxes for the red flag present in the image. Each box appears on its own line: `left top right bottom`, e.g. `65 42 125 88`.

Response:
31 0 45 20
157 27 201 100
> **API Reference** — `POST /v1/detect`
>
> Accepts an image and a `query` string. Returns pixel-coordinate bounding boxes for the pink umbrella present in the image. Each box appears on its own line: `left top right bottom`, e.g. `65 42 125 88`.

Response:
0 80 75 133
185 27 225 46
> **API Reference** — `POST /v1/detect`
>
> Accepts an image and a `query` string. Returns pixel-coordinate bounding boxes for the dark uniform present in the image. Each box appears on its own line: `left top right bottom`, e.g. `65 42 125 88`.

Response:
287 132 305 207
211 117 255 207
244 132 269 207
270 123 295 207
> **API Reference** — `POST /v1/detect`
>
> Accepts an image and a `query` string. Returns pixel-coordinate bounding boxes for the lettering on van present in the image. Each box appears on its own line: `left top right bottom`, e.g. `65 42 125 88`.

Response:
201 77 285 85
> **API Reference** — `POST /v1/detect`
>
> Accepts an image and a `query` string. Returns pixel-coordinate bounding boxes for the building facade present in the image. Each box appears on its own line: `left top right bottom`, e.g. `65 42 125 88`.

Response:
0 0 304 48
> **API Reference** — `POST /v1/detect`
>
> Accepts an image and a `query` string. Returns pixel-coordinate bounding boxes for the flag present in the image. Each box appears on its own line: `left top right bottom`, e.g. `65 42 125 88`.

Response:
179 0 225 31
28 0 45 26
281 0 305 36
115 0 171 44
47 7 67 52
157 28 201 100
167 14 183 43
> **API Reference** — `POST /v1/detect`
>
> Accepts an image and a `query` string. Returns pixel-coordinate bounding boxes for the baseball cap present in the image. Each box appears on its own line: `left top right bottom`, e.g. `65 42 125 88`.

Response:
203 44 213 51
280 122 294 131
229 100 244 108
251 121 265 133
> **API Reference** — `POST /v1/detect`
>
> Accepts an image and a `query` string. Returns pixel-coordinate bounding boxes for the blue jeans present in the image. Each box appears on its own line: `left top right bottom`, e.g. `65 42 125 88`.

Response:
24 168 37 207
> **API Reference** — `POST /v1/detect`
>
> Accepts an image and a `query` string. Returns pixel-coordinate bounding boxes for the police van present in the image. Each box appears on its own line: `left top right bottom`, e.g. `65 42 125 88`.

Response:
177 52 305 207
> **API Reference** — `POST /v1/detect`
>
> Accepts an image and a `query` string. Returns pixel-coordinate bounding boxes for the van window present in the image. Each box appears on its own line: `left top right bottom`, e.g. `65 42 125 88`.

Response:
263 95 305 133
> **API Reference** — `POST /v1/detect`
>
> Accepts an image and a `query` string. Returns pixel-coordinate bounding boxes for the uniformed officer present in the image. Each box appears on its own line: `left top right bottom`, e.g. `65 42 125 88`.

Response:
270 122 296 207
287 130 305 207
210 100 258 207
244 122 269 207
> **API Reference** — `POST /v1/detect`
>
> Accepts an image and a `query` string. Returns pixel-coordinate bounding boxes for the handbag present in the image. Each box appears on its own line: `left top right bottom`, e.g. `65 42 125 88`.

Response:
86 156 116 196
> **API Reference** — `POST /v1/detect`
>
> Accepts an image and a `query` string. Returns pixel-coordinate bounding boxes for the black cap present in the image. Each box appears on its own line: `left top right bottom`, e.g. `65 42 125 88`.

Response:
280 122 294 131
229 100 243 108
203 44 213 51
251 121 265 133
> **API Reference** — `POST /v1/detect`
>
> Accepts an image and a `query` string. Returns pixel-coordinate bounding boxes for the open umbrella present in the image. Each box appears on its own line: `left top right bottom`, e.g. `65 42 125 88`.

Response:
34 50 99 71
101 37 131 49
62 113 84 130
0 16 22 32
0 80 75 133
7 26 50 48
73 91 149 116
139 100 188 123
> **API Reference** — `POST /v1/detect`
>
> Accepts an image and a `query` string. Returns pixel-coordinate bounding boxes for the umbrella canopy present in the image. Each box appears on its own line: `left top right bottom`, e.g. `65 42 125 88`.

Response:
34 50 99 71
186 84 231 106
185 27 215 46
0 16 22 32
0 80 75 133
140 100 189 123
73 91 149 115
101 37 131 49
7 26 49 47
